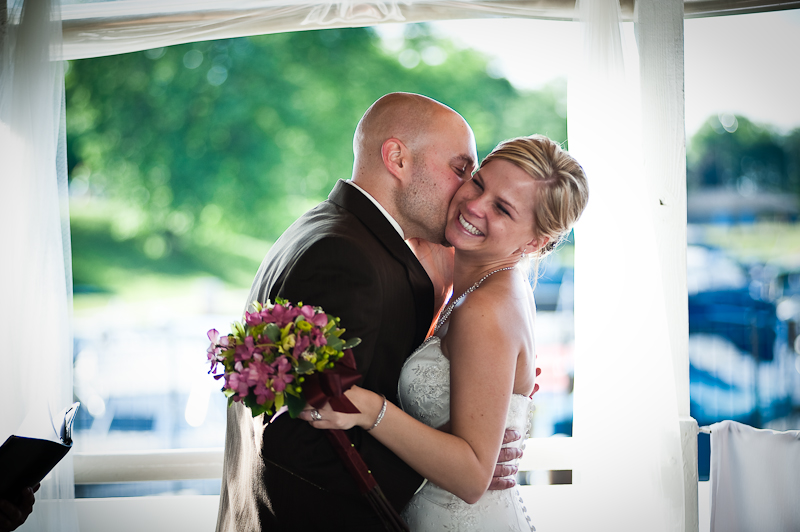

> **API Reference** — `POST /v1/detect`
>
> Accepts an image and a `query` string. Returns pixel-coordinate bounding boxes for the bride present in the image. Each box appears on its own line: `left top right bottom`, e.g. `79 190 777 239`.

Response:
301 134 588 531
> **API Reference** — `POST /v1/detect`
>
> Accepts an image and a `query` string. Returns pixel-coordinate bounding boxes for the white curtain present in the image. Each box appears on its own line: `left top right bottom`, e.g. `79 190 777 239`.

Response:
0 0 78 530
569 0 688 530
57 0 609 61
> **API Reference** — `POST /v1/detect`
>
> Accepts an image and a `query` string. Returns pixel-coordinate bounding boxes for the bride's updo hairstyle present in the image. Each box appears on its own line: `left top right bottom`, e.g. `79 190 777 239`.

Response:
481 135 589 284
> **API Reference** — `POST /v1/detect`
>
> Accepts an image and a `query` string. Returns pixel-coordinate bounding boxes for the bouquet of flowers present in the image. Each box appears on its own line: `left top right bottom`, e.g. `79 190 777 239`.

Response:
206 298 361 419
206 297 408 531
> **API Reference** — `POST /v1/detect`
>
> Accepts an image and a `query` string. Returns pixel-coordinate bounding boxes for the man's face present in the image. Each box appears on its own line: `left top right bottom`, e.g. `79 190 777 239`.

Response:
402 113 477 245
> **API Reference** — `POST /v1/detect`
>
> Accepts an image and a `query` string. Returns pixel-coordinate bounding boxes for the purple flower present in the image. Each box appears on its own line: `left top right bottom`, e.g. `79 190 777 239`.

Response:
207 329 224 373
254 382 275 405
310 330 327 347
271 356 294 392
225 371 250 399
293 335 311 357
310 313 329 327
259 308 277 324
299 306 315 320
244 311 263 326
235 336 257 362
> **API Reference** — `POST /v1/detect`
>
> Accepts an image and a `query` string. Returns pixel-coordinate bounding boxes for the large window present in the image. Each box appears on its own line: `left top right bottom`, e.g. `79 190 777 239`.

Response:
67 21 572 495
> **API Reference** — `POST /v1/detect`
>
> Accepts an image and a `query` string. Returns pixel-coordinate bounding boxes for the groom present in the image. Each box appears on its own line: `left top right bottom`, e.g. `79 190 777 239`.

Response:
216 93 519 531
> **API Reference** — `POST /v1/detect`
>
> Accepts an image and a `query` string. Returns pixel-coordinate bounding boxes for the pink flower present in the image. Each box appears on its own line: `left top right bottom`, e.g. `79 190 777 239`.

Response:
259 308 277 324
299 306 315 320
225 371 250 398
235 336 257 362
266 303 304 328
269 304 290 327
310 329 327 347
254 382 275 405
271 356 294 392
310 312 329 327
244 311 263 326
293 335 311 357
207 329 224 373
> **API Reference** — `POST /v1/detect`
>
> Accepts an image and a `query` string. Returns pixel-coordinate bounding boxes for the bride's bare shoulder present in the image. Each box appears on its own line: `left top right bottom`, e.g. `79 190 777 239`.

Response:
448 275 531 337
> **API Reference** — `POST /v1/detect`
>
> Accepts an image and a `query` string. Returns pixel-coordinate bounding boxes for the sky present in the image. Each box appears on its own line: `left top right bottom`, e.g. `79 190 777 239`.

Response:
381 9 800 138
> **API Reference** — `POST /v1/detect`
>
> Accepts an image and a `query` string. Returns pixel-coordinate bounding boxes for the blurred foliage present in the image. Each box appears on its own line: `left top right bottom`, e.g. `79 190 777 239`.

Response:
687 115 800 195
66 26 567 292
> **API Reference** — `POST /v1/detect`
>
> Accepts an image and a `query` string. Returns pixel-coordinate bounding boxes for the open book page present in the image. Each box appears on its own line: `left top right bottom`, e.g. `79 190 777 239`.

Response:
13 401 79 444
0 402 80 497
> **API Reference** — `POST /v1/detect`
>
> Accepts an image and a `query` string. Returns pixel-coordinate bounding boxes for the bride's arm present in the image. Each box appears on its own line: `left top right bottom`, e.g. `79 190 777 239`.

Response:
301 288 519 504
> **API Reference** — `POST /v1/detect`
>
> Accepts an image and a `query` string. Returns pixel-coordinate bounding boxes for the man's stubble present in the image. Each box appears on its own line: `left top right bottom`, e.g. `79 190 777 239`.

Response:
397 158 452 247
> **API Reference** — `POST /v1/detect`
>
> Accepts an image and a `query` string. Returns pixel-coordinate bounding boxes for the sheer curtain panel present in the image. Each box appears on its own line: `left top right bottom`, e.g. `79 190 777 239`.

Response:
569 0 687 530
0 0 78 530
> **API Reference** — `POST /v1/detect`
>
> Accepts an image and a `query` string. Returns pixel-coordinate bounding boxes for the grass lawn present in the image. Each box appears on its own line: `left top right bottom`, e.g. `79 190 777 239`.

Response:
70 200 271 311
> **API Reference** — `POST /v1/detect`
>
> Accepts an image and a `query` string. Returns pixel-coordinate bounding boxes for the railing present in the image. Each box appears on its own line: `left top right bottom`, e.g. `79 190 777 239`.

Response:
74 448 223 484
73 438 573 485
73 419 700 532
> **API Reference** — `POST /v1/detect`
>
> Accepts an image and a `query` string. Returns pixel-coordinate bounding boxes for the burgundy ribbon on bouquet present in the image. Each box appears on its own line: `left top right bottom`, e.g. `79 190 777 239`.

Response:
302 348 410 531
302 348 362 414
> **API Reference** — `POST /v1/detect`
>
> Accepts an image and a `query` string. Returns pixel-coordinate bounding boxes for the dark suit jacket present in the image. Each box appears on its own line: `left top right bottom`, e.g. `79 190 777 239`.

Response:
216 180 433 531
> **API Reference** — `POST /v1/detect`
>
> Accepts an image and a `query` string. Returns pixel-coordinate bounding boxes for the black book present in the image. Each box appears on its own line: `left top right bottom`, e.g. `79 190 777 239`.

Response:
0 402 79 498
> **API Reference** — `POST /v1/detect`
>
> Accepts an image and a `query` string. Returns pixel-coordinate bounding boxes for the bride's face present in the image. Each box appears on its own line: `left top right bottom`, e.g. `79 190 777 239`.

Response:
445 159 540 259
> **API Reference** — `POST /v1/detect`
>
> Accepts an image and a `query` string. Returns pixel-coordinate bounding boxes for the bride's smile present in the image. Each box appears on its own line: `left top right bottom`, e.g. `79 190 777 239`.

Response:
445 158 541 260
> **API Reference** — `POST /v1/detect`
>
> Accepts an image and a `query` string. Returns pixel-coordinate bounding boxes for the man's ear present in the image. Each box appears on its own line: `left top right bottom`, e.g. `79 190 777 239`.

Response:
381 138 411 181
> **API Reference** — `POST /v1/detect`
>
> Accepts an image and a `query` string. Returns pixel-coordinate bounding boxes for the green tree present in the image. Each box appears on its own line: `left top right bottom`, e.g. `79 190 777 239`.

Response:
687 115 790 194
66 25 567 289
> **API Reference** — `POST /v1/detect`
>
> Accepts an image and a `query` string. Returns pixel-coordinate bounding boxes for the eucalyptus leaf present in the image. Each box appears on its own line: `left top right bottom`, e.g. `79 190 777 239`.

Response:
296 359 315 374
342 338 361 350
264 323 281 343
327 336 344 352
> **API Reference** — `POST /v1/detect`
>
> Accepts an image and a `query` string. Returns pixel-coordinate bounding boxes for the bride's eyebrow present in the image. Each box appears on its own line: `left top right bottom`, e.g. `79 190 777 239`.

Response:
497 196 519 215
473 172 518 214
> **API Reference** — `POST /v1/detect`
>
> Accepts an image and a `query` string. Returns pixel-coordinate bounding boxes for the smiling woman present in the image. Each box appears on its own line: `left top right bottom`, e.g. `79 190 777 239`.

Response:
6 0 794 530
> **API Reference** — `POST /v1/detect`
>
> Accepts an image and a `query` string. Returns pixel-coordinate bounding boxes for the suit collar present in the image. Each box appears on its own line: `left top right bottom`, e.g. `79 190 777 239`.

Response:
344 181 404 239
329 180 434 342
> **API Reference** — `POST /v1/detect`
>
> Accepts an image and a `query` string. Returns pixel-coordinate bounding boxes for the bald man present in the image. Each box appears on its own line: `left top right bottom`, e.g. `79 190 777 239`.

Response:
216 94 512 531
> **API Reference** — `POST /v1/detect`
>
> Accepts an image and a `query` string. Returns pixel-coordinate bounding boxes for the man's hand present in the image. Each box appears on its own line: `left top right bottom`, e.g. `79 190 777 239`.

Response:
0 484 38 532
488 429 524 490
407 238 454 315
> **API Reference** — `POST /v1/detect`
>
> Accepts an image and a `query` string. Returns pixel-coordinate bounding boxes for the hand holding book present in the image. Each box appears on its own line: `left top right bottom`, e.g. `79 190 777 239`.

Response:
0 483 38 532
0 402 79 500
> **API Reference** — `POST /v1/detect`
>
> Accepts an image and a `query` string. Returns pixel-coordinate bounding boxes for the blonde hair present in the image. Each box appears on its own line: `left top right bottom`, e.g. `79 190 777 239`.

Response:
481 135 589 283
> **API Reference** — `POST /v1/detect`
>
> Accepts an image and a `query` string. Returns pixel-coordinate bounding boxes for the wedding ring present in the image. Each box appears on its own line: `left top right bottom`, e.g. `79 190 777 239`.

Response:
310 409 322 421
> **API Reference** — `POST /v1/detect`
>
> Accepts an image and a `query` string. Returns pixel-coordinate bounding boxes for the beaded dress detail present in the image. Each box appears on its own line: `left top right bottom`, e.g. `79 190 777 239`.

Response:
398 336 536 532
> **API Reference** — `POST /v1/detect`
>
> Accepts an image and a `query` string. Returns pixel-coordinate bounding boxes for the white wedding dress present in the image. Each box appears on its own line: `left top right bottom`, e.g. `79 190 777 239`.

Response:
398 336 536 532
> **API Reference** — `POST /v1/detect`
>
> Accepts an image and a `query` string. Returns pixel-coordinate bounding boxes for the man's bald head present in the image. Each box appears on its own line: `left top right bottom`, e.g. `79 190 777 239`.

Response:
353 93 458 171
350 93 477 242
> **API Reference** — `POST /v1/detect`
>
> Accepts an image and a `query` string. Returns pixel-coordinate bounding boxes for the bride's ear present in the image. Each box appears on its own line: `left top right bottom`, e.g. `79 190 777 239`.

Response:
524 236 549 254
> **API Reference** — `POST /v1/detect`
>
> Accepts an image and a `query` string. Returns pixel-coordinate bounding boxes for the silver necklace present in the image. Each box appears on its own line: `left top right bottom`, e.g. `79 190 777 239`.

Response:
434 266 515 333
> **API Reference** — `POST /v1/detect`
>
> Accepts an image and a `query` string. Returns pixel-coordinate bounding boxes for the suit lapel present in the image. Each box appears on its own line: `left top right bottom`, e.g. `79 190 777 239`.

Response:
328 180 434 345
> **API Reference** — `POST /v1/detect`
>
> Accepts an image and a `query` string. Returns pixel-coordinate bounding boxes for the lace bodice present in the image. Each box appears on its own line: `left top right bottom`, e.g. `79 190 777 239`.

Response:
398 336 534 438
398 336 536 532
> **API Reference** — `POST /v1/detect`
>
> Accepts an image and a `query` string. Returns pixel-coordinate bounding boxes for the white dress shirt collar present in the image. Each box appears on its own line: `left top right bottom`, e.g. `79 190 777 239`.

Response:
345 180 405 239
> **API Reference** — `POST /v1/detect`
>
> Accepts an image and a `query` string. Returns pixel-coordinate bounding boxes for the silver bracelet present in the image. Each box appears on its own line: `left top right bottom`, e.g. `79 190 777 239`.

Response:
366 395 387 432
